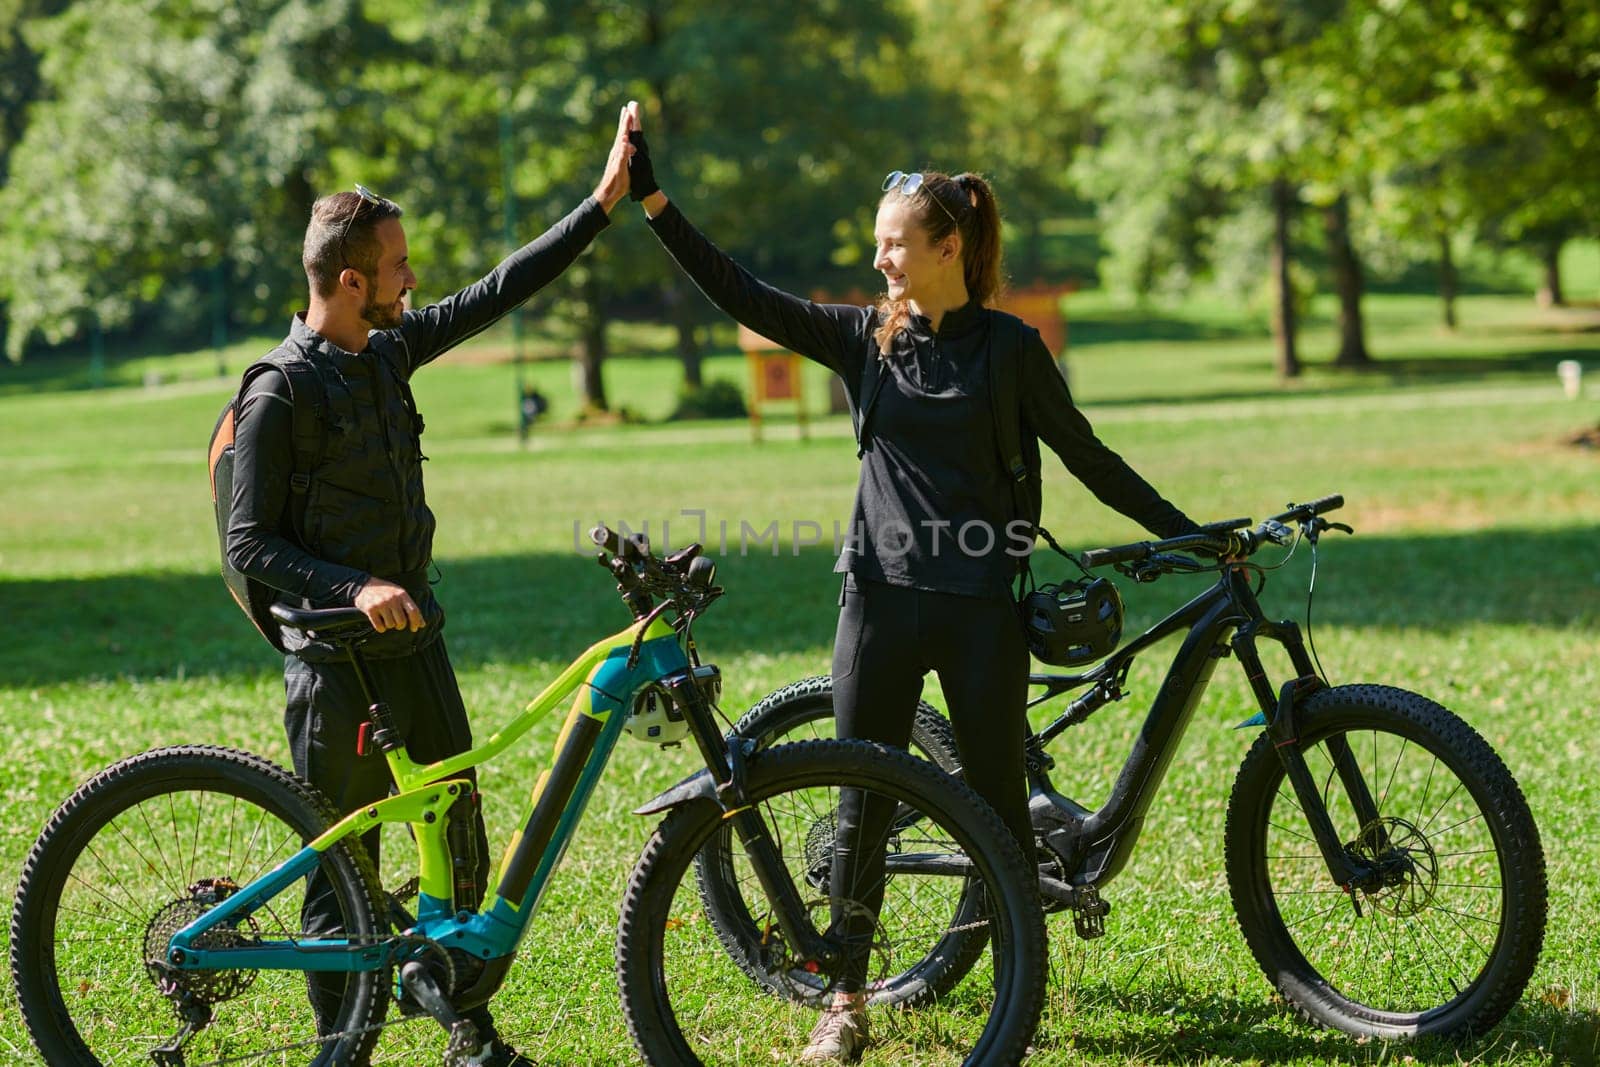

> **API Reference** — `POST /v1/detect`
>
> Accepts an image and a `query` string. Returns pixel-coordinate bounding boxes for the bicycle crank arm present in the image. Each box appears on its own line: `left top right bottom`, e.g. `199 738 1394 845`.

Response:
400 961 482 1058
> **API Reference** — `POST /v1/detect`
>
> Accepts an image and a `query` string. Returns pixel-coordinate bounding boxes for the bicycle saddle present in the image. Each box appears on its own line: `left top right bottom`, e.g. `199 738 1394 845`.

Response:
268 603 372 639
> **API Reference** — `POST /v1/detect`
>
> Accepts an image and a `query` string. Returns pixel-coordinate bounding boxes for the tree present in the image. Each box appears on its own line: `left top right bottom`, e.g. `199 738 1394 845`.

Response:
0 0 386 361
1311 0 1600 318
0 0 70 357
1045 0 1346 379
901 0 1092 286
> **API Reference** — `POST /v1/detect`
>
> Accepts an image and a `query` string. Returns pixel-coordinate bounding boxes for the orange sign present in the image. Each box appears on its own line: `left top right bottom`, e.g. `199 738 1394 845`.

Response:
760 356 798 400
737 324 809 441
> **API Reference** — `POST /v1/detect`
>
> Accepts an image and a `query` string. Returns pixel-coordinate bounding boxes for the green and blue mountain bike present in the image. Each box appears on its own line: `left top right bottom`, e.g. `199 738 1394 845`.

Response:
10 527 1047 1067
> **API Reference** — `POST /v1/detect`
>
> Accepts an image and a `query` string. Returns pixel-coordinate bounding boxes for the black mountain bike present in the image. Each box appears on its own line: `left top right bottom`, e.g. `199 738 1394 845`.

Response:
707 495 1547 1040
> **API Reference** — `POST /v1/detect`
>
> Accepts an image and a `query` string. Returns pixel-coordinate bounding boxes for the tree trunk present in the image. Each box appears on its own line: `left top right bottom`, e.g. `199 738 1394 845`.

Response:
643 22 706 392
1018 215 1044 286
668 280 703 389
1271 177 1300 379
1324 194 1371 367
577 271 608 411
1537 239 1565 307
1439 230 1458 331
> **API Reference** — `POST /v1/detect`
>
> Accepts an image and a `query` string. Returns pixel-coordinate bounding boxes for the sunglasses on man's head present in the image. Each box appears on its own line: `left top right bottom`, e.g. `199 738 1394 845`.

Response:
337 184 385 270
882 170 958 224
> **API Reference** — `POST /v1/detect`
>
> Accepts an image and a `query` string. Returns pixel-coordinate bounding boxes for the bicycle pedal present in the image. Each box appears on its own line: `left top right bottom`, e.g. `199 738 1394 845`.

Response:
390 876 420 903
1070 887 1110 941
444 1020 485 1065
1073 909 1107 940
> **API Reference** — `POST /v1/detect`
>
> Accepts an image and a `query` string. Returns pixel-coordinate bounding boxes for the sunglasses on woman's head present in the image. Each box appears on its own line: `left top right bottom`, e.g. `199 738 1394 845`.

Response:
881 170 958 224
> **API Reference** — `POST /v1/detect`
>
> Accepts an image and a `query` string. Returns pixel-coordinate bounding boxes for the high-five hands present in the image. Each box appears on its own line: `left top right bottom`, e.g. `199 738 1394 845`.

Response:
622 102 669 217
624 102 658 202
594 103 637 214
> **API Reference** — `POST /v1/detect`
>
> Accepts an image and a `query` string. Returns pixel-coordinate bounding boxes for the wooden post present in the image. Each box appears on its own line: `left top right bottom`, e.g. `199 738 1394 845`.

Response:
739 324 807 443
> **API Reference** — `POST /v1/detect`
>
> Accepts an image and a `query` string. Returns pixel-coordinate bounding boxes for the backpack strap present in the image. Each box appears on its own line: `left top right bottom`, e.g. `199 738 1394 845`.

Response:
245 352 326 548
986 311 1029 496
852 350 890 458
984 310 1046 594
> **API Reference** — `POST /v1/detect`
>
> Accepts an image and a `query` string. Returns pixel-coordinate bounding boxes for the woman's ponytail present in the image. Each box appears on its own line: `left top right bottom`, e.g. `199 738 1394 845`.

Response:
953 172 1003 307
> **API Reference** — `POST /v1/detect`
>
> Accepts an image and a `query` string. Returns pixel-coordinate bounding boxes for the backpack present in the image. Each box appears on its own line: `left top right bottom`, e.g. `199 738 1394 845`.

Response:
207 356 326 653
853 309 1043 582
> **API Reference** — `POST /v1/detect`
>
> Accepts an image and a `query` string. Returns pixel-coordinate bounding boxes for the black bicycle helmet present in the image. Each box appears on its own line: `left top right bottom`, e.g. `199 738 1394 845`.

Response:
1021 577 1124 666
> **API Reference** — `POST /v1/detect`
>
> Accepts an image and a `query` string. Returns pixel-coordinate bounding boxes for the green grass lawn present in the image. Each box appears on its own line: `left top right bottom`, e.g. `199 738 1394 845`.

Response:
2 287 1598 1065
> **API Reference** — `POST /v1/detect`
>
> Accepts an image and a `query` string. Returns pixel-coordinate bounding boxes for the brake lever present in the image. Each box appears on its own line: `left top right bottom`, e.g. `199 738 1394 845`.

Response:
1116 558 1165 583
1302 516 1354 543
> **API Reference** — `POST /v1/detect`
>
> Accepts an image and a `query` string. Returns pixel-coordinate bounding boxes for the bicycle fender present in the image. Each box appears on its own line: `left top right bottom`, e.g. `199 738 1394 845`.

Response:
632 767 719 816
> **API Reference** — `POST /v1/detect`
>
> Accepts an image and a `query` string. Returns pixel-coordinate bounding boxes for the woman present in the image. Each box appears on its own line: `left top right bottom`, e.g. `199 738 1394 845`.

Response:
624 106 1197 1063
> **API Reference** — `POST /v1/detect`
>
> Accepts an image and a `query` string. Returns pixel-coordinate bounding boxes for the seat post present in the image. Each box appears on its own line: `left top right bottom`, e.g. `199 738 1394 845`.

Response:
339 640 403 755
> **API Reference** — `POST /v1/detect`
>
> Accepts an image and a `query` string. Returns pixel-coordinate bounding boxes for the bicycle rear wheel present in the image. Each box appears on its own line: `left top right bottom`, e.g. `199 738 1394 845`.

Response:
731 675 960 769
11 745 387 1066
618 739 1046 1066
1224 684 1546 1038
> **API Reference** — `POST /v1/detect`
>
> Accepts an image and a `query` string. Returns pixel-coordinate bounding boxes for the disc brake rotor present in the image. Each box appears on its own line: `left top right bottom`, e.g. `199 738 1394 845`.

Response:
1350 815 1440 917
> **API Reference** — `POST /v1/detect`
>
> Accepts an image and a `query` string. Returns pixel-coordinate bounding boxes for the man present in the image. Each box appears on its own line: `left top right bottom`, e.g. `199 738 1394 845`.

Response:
224 108 634 1066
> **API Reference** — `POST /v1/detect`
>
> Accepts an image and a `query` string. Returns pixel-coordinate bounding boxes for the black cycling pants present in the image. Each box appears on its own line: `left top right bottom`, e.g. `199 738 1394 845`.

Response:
828 574 1032 989
283 637 493 1038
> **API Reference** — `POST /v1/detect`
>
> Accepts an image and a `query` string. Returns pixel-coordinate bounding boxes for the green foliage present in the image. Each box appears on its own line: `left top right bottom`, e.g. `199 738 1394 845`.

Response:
0 0 379 360
1 0 1598 378
669 376 747 421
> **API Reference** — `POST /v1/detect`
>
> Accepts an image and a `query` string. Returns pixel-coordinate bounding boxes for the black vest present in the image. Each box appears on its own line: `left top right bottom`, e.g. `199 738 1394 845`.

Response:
250 331 439 656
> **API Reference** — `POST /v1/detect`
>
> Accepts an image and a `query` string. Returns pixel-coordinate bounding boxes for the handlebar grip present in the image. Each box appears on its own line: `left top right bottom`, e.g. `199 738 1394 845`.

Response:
1268 493 1345 524
589 525 620 554
1079 541 1152 569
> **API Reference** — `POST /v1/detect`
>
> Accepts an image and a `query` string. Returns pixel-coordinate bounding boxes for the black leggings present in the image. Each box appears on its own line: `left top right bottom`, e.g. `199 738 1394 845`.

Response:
828 574 1032 988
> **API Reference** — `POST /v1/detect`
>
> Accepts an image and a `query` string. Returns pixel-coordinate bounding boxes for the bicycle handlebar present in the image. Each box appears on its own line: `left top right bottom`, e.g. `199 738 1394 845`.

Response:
1078 494 1346 570
590 524 721 616
1267 493 1344 525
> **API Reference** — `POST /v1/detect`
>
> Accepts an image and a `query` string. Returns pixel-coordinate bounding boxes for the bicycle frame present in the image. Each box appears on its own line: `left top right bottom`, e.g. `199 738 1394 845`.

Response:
1023 565 1336 889
165 615 689 996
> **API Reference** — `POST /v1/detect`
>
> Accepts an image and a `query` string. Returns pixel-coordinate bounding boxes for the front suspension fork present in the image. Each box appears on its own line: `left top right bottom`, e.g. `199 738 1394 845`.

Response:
665 673 840 972
1233 616 1381 891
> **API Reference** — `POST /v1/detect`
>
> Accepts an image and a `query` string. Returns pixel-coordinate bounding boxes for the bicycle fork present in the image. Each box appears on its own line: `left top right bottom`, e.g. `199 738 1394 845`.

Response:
1232 613 1383 898
663 671 842 974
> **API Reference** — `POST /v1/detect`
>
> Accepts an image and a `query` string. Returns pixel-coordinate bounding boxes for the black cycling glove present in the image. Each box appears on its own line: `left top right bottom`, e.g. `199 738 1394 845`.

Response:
627 130 658 201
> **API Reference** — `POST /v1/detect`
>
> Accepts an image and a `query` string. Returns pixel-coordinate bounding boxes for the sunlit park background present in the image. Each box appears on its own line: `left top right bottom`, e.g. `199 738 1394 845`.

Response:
3 0 1599 1064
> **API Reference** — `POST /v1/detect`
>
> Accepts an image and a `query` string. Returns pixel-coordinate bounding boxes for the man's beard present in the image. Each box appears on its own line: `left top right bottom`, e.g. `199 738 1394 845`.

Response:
362 288 406 330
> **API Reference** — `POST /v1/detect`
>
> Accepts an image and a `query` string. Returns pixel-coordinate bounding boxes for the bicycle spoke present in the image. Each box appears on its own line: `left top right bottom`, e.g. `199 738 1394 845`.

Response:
22 758 382 1067
1379 737 1409 811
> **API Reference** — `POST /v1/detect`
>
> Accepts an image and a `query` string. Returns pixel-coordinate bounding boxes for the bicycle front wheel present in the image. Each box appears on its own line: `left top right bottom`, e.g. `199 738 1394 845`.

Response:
618 739 1046 1067
1224 684 1546 1039
11 745 387 1066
